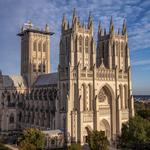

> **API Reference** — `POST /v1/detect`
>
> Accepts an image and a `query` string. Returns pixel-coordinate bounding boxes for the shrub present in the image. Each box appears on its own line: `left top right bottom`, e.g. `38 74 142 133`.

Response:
18 128 45 150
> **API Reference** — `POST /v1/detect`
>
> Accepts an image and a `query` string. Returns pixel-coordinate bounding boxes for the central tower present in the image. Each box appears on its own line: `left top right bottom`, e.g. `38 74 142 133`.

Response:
18 21 54 87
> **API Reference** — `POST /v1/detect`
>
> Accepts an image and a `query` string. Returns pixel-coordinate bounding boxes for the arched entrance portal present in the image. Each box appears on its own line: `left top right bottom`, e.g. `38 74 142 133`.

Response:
97 84 115 141
99 119 111 140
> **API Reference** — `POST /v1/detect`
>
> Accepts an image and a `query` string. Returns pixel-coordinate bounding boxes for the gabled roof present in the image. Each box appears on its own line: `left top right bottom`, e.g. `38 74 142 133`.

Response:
34 72 58 87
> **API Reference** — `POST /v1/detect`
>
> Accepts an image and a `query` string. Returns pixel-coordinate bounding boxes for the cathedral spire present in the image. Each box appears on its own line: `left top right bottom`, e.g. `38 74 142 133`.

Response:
45 24 49 32
62 13 66 24
122 19 127 35
118 28 120 35
72 8 78 29
62 13 67 31
98 21 102 33
88 11 93 28
109 16 114 35
98 21 102 39
73 8 77 18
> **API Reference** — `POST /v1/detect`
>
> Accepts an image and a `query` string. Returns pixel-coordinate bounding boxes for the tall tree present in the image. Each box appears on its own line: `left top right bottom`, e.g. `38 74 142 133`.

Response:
119 116 150 149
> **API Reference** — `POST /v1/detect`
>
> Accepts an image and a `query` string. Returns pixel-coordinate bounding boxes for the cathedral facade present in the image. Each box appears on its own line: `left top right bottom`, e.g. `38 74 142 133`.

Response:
57 9 134 144
0 9 134 145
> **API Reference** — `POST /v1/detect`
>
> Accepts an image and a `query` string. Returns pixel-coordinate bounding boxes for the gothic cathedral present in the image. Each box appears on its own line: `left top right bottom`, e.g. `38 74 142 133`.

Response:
57 9 134 144
0 9 134 146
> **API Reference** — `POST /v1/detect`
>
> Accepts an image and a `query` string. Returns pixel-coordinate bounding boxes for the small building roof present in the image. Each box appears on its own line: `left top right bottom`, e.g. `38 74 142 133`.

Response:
42 129 63 137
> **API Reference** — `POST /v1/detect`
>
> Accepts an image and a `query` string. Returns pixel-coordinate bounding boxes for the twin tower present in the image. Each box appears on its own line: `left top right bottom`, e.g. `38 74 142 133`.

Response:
60 9 130 72
58 9 134 144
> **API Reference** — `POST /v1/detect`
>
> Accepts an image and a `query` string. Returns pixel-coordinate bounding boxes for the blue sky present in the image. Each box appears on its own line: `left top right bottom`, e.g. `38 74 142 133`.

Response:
0 0 150 95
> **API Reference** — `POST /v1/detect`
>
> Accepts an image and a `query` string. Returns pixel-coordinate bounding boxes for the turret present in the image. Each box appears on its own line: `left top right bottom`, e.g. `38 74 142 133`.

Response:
62 14 67 32
72 8 77 20
98 21 102 34
98 21 102 40
45 24 49 32
122 19 127 36
118 28 120 35
72 8 78 29
88 12 93 28
109 16 114 35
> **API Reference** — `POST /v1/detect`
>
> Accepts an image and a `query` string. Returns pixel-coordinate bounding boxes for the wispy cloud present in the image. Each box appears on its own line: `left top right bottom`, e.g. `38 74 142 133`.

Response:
0 0 150 94
132 60 150 66
0 0 150 73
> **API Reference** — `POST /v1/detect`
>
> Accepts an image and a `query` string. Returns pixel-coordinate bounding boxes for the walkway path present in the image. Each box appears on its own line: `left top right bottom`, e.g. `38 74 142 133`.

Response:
5 144 19 150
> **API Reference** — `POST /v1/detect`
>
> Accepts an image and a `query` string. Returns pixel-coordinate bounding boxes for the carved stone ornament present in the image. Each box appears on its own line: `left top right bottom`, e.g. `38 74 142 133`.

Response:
98 89 106 102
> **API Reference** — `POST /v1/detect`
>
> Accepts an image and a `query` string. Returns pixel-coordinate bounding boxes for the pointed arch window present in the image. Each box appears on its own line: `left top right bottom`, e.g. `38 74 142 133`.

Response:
124 85 128 109
85 36 89 53
119 84 124 109
62 83 66 111
88 84 92 110
79 36 82 52
121 42 124 57
33 41 37 51
38 41 42 51
112 42 115 56
43 42 47 52
33 64 36 72
116 42 119 56
83 84 87 111
38 64 41 72
43 64 46 72
101 42 105 58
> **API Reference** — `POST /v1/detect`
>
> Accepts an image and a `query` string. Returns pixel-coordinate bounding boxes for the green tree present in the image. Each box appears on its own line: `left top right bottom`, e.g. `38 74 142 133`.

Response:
119 116 150 149
137 109 150 121
18 128 45 150
86 128 109 150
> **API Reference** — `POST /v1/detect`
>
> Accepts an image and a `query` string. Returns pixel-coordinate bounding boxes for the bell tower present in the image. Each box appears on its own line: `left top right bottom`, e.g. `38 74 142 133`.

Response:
18 21 54 87
58 9 96 143
97 18 130 72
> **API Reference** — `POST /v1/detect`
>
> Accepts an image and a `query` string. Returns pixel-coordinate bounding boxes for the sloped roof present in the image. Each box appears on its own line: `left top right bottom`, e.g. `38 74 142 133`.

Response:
2 75 27 88
42 129 63 137
34 72 58 87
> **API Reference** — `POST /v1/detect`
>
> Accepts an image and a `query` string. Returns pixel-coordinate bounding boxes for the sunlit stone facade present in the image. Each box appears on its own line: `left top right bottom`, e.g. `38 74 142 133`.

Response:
57 9 134 144
0 9 134 145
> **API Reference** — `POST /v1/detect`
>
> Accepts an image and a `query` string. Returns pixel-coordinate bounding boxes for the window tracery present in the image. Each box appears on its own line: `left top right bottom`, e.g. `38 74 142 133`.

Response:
38 41 42 51
33 41 37 51
98 89 106 102
79 36 82 52
85 36 89 53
